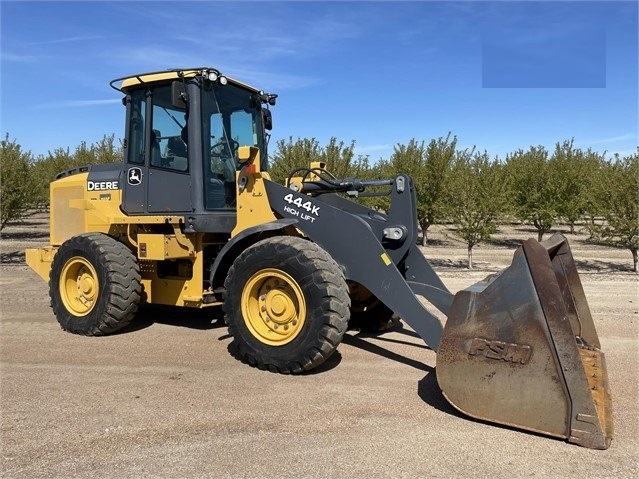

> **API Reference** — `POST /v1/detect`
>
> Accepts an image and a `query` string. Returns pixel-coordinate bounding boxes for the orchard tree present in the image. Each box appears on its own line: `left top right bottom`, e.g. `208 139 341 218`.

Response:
506 145 558 241
30 135 123 208
374 138 426 217
445 151 508 268
550 140 603 233
30 147 74 208
0 135 36 230
379 134 457 245
73 134 122 166
419 134 459 244
588 154 639 272
269 137 365 184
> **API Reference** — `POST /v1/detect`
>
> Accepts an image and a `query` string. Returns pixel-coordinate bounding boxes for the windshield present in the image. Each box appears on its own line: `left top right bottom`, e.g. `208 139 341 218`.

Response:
201 81 266 210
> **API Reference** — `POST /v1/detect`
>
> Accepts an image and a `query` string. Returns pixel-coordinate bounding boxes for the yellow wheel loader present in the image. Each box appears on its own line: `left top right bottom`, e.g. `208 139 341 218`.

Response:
26 67 612 449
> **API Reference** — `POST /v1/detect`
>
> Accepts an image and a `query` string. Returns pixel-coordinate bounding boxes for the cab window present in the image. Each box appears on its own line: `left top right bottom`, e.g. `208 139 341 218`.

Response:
150 86 188 172
127 90 145 164
201 82 265 210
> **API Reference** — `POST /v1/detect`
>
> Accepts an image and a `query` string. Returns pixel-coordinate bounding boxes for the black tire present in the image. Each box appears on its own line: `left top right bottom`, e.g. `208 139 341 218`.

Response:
49 233 142 335
348 281 401 333
223 236 350 373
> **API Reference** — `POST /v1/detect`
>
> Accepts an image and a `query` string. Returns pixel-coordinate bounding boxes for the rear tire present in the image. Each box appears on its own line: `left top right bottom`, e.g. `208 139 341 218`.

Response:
224 236 350 373
49 233 141 335
348 282 401 333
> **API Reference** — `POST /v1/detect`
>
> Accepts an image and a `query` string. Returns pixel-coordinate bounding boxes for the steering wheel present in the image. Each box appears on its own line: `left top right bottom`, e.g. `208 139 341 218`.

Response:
211 138 240 158
210 138 241 183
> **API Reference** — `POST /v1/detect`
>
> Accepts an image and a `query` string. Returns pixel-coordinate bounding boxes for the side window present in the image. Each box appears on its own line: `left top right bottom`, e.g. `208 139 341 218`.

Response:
150 86 188 172
204 111 236 210
230 110 258 147
206 111 254 183
208 113 235 181
127 90 145 164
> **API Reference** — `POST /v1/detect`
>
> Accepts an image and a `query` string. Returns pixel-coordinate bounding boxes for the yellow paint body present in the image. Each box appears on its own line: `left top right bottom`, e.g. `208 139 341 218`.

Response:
233 147 278 236
24 145 281 309
119 70 258 94
25 172 220 308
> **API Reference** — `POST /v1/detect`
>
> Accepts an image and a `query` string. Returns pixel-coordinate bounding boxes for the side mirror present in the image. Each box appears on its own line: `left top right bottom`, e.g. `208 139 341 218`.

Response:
262 108 272 131
171 81 187 109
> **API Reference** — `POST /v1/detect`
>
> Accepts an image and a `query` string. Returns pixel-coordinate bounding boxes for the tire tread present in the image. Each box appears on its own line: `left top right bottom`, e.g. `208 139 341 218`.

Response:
224 236 350 373
49 233 141 336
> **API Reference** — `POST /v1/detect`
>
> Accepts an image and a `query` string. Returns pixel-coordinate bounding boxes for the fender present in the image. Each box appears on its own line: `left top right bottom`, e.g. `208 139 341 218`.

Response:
209 218 298 289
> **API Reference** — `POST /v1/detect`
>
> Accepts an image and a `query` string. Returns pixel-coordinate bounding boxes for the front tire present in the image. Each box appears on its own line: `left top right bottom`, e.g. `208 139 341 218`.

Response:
49 233 141 335
224 236 350 373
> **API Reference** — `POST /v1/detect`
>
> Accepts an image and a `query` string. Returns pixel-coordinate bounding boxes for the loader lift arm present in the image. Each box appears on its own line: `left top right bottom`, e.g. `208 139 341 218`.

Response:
288 172 455 315
264 174 453 349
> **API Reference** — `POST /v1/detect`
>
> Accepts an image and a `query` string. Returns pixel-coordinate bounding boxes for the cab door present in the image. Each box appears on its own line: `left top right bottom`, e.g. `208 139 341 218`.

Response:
122 86 193 215
122 89 146 214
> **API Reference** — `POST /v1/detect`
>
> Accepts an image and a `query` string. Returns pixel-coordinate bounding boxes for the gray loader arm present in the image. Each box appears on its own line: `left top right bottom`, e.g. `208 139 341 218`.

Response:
264 174 453 350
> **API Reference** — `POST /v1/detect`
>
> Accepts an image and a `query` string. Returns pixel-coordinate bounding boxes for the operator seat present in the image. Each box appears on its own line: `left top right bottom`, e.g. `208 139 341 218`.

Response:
167 136 188 171
150 129 163 167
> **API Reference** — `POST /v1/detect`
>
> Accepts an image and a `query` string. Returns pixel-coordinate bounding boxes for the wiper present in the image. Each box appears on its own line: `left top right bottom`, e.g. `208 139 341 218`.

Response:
210 86 235 164
162 106 184 129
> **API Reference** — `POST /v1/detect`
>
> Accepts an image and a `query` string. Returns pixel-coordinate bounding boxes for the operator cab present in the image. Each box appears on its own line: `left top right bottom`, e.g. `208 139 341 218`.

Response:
111 68 276 232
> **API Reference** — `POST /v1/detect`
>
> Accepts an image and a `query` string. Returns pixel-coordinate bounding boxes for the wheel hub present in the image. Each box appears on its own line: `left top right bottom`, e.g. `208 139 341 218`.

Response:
79 273 96 296
261 283 297 326
60 257 99 316
242 269 306 345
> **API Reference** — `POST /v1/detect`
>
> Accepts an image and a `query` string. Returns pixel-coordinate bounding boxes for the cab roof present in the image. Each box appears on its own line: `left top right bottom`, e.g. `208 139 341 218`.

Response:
109 67 261 93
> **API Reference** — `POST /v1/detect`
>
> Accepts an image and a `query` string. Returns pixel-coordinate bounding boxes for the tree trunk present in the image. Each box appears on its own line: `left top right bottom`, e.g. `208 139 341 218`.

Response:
467 245 473 269
569 221 575 234
533 218 544 242
421 224 429 246
632 247 638 273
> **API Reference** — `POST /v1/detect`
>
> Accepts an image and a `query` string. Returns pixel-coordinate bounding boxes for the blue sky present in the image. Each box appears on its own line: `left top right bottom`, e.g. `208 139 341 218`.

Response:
1 0 637 162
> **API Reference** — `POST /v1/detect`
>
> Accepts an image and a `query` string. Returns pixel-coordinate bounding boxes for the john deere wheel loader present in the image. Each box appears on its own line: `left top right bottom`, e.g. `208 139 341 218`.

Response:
26 67 612 449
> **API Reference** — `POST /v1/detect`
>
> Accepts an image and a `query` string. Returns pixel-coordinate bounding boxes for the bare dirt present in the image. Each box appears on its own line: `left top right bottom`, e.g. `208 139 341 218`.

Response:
1 213 637 478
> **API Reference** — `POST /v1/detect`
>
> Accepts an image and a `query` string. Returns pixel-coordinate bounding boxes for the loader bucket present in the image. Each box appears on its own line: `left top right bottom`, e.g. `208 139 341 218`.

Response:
436 234 613 449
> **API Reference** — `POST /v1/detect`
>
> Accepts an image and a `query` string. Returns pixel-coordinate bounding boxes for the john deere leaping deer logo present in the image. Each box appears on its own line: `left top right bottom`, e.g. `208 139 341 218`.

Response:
128 167 142 186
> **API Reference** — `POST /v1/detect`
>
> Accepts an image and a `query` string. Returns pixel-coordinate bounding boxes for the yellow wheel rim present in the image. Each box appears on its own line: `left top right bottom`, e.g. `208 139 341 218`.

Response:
59 256 99 316
241 268 306 346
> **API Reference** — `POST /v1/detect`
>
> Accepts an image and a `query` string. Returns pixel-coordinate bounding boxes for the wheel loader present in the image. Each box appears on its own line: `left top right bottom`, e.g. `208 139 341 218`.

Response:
25 67 612 449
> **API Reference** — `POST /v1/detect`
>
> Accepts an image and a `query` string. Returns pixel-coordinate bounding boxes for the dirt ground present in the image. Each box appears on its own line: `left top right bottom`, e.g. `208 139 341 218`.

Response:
1 213 637 478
